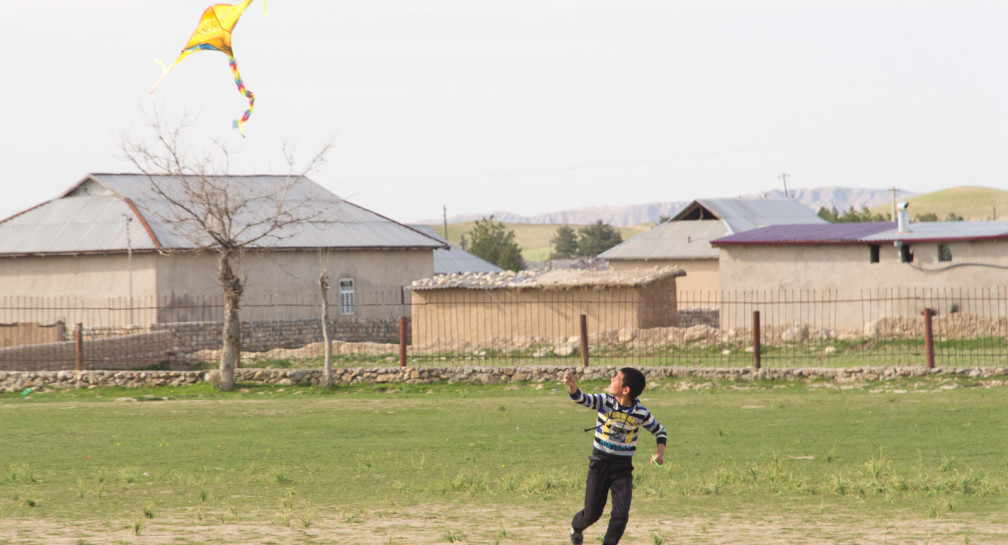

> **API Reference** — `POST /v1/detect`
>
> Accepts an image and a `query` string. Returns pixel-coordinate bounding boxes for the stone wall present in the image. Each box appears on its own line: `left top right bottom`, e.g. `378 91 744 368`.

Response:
2 365 1006 393
0 318 404 372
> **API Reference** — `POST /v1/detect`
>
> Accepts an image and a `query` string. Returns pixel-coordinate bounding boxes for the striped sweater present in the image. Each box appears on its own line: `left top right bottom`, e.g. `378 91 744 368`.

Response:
570 389 667 458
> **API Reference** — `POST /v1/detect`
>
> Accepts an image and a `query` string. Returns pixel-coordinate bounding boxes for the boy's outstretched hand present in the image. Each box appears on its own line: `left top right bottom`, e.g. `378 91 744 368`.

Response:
651 443 666 466
563 369 578 395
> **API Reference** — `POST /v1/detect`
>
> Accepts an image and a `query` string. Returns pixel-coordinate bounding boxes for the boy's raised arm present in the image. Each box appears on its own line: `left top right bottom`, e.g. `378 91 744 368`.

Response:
562 369 579 396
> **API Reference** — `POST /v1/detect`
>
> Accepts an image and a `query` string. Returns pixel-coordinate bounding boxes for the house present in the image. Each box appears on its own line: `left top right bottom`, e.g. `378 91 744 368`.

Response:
599 198 825 294
710 206 1008 331
0 173 447 326
409 267 684 349
410 226 503 274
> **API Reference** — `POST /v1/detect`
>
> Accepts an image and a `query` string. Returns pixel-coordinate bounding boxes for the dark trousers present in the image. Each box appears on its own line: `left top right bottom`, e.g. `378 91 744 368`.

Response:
571 457 634 545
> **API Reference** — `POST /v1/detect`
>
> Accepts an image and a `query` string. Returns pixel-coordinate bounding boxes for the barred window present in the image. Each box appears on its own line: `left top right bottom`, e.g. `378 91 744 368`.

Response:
937 244 952 263
339 278 355 315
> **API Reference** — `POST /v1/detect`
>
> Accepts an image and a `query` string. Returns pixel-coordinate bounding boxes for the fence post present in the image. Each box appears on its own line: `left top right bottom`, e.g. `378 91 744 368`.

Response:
923 308 935 370
579 314 589 368
399 317 408 367
752 311 761 370
74 323 84 372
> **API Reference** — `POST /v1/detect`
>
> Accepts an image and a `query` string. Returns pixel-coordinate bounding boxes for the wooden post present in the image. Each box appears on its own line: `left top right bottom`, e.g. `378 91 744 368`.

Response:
74 323 84 372
579 314 589 368
399 317 408 367
923 308 935 370
752 311 761 370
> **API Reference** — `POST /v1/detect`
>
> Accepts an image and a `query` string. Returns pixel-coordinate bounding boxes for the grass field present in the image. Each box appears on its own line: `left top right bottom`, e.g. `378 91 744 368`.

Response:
867 186 1008 222
425 222 652 262
2 376 1007 544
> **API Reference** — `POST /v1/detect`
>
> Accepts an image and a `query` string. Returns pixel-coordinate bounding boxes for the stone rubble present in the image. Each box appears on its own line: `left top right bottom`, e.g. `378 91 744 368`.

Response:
2 365 1006 393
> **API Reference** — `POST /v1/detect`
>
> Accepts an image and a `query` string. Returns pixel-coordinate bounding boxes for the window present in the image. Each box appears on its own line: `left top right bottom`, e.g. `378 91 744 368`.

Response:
869 245 880 263
937 244 952 263
898 243 913 263
339 278 355 315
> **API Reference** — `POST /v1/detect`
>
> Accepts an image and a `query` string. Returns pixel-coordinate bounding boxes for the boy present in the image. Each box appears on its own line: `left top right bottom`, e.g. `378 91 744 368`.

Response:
563 367 667 545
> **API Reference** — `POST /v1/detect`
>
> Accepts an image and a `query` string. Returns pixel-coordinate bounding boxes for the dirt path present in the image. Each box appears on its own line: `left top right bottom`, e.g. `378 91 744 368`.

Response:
2 506 1005 544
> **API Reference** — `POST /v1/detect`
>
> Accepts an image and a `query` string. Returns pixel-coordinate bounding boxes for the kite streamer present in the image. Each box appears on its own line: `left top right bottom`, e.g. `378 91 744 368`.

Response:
228 56 254 134
151 0 259 135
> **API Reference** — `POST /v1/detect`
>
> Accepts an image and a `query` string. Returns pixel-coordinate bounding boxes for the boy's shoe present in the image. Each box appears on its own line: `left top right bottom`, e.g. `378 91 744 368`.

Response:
570 527 583 545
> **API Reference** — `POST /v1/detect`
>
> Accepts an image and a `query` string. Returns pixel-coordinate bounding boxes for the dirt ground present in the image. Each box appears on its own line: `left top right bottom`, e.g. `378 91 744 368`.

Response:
2 505 1006 545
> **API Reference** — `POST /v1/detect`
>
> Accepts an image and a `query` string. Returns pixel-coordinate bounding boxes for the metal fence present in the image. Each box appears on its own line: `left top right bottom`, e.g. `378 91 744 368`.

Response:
1 287 1006 371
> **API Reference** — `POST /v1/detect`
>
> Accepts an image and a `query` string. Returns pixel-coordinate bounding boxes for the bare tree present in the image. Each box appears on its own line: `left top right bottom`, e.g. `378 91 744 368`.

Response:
122 113 332 390
318 262 333 386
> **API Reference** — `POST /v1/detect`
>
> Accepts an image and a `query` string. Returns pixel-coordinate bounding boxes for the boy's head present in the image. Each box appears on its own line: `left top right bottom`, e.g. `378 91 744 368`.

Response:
618 367 646 400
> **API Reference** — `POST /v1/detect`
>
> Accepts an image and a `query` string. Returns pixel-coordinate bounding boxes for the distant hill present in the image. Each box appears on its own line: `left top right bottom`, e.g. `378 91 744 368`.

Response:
436 186 917 227
742 187 918 217
866 186 1008 221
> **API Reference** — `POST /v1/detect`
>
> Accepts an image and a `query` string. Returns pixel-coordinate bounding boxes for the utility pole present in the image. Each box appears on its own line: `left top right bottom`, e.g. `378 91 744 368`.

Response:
442 205 448 239
890 187 897 222
124 215 134 324
778 173 790 198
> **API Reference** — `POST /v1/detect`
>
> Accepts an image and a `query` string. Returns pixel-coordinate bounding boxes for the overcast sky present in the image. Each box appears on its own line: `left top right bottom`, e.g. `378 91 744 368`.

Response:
1 1 1005 224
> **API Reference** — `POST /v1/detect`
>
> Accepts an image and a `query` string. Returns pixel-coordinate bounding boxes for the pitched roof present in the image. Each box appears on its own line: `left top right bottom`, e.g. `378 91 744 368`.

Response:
598 219 725 260
711 221 1008 246
0 173 446 255
599 198 824 261
672 198 826 233
411 225 504 274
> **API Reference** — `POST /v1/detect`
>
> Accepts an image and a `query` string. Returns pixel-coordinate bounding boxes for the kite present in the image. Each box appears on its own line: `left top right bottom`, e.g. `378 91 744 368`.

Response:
151 0 260 135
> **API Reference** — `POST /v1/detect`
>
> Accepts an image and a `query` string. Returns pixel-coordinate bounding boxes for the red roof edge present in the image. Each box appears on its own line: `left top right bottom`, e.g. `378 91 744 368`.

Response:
123 197 164 252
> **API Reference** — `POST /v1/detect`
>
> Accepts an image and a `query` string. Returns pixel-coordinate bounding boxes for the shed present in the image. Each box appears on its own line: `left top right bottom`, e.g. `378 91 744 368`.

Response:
409 267 685 349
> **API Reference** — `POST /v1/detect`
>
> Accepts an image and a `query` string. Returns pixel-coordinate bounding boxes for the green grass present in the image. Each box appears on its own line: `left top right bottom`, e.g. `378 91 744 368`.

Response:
867 185 1008 221
1 378 1006 543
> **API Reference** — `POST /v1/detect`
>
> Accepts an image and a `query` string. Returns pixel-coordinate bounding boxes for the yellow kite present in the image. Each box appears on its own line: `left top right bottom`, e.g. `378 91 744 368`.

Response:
151 0 258 134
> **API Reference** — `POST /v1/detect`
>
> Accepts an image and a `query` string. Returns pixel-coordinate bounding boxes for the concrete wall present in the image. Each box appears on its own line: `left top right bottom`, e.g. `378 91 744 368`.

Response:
718 239 1008 331
411 277 679 347
156 249 431 303
0 253 160 325
609 258 720 298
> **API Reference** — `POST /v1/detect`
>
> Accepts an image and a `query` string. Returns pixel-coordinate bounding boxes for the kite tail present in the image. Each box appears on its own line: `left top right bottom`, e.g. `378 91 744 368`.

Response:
228 56 255 136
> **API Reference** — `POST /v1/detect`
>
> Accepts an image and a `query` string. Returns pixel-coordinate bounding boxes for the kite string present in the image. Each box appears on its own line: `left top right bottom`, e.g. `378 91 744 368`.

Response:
228 56 255 136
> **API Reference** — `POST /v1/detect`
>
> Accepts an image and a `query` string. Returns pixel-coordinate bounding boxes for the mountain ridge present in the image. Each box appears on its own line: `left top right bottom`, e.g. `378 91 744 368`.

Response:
431 186 919 227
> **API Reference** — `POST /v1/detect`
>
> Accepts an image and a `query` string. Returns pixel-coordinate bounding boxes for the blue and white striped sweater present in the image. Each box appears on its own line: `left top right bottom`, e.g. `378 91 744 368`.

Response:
570 389 667 458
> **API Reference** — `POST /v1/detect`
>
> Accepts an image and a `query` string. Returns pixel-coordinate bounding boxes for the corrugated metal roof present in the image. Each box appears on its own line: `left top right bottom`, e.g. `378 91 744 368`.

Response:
0 173 446 255
0 195 158 254
599 219 725 260
712 221 1008 246
862 221 1008 243
411 226 504 274
673 198 826 233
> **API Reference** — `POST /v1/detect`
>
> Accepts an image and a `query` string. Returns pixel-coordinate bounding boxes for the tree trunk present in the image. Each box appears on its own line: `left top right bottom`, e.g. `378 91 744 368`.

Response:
217 250 243 391
319 271 332 386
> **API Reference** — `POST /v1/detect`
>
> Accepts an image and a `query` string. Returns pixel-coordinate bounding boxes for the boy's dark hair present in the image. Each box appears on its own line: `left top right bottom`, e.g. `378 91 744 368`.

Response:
620 367 646 399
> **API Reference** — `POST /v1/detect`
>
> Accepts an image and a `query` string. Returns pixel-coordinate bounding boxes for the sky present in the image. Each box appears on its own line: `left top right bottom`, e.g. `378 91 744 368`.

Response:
1 1 1006 224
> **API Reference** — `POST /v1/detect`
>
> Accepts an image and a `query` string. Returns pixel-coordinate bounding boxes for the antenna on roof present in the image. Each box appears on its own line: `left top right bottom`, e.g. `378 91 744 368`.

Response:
778 173 789 198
